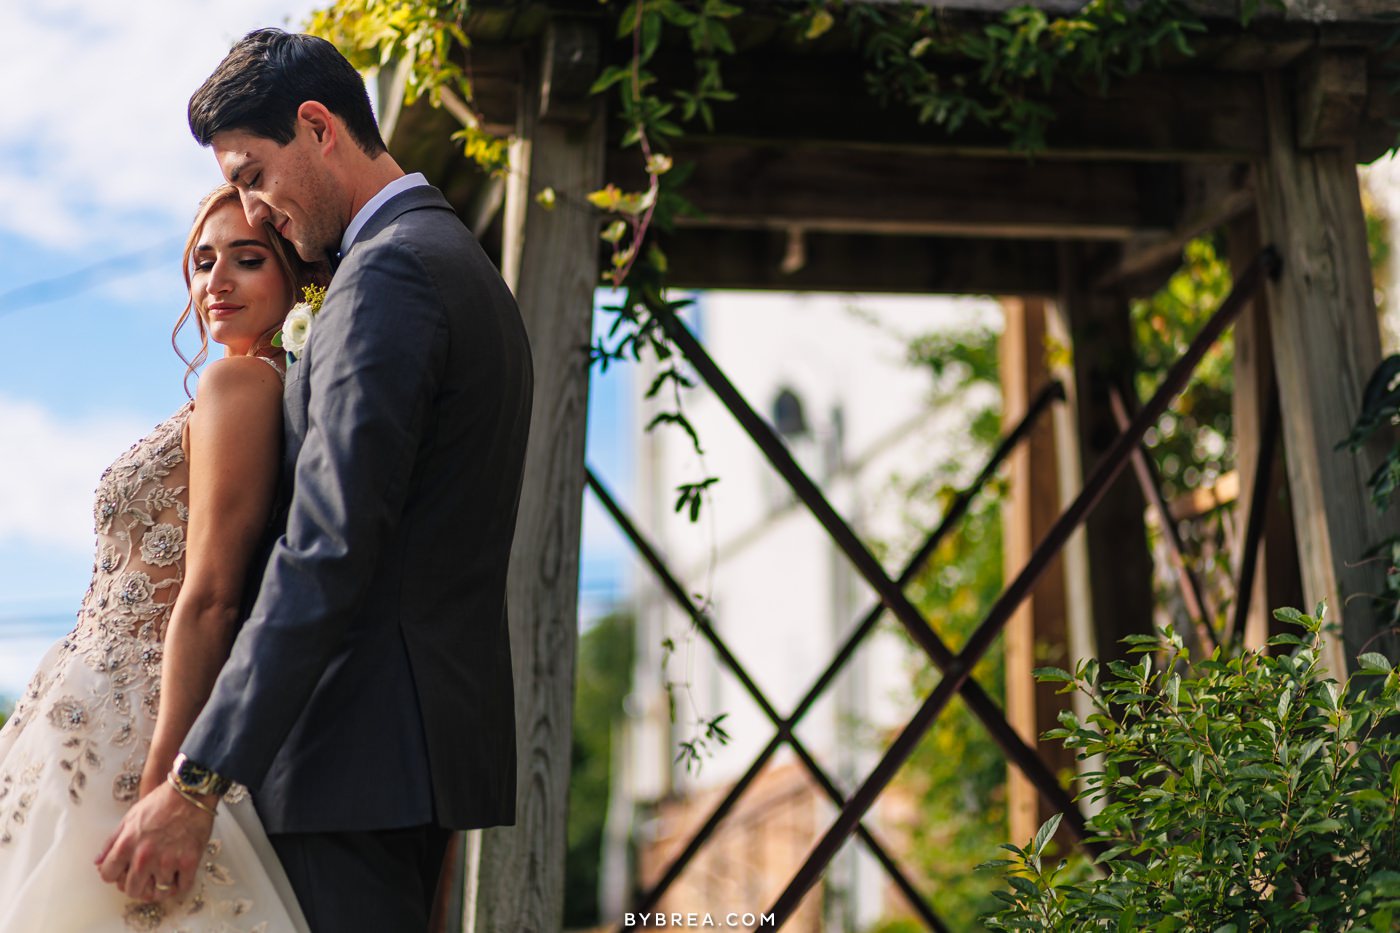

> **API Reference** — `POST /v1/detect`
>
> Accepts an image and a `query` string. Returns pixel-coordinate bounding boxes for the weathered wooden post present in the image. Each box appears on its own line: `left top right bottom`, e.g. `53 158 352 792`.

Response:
475 17 606 932
1254 61 1400 673
1000 296 1077 845
1228 210 1303 650
1058 244 1157 667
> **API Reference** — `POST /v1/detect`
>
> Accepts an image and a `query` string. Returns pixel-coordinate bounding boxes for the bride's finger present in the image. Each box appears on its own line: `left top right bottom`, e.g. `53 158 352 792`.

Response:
95 834 129 883
94 829 117 866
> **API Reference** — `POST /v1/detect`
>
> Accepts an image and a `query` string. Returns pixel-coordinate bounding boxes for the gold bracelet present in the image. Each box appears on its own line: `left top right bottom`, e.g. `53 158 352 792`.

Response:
166 773 218 816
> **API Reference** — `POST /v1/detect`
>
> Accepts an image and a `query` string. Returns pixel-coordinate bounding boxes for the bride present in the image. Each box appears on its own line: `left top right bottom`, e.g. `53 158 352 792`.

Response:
0 183 324 931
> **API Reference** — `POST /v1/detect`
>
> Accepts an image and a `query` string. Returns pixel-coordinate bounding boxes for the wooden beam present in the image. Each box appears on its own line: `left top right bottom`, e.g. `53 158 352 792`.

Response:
1168 470 1241 522
539 17 602 124
1360 63 1400 163
664 58 1270 161
1295 49 1368 151
461 41 1269 160
1059 243 1157 668
458 1 1400 42
1254 71 1400 673
475 20 606 933
1096 163 1255 292
938 0 1400 19
1227 211 1303 651
1001 296 1077 848
663 228 1061 295
609 145 1179 239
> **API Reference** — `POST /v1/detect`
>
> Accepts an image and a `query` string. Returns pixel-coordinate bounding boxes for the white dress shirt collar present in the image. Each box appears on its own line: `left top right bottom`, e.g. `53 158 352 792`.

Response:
340 172 430 257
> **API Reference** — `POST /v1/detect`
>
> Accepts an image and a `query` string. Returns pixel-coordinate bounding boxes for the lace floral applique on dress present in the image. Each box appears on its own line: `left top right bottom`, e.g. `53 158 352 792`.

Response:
0 401 308 931
121 838 271 933
0 403 190 831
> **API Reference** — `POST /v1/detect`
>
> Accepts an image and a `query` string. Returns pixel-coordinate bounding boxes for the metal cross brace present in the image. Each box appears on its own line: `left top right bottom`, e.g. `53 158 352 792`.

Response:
756 247 1279 928
597 378 1063 932
653 308 1094 845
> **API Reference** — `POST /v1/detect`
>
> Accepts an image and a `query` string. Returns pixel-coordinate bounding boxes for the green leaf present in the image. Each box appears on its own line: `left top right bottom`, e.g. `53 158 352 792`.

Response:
1358 651 1393 673
1299 817 1343 834
1032 812 1062 856
641 11 663 63
590 64 633 96
1008 875 1039 898
1033 666 1073 683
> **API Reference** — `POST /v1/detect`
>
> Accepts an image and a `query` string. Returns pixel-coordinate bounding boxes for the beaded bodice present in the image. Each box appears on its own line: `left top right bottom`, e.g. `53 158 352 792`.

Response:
2 402 194 815
79 402 192 649
0 398 301 932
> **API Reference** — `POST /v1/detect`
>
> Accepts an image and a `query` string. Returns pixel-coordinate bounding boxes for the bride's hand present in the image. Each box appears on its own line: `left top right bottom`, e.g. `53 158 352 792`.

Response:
95 782 214 903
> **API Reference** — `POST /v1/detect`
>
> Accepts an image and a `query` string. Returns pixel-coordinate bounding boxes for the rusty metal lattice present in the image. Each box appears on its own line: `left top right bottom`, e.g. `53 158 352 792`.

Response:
595 246 1277 932
593 379 1065 933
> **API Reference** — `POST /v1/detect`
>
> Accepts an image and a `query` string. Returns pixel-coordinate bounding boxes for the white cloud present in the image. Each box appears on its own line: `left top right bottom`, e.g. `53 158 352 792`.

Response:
0 395 150 553
0 0 321 250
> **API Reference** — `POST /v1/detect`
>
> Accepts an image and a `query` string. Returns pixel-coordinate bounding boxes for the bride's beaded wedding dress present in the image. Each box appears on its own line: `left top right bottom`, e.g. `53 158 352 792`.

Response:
0 403 307 932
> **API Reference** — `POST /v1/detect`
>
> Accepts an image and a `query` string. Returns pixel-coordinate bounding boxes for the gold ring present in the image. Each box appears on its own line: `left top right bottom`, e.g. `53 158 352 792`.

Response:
154 882 174 892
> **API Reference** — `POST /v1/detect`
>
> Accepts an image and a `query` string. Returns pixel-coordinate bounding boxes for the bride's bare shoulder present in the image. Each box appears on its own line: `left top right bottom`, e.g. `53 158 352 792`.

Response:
191 356 284 412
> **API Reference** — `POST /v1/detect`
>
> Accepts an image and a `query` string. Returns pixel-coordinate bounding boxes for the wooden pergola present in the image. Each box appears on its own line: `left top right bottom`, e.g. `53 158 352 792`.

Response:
382 2 1400 928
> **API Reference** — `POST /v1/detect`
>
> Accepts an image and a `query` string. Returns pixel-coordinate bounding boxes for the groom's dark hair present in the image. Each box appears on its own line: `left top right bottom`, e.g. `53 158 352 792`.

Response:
188 28 386 157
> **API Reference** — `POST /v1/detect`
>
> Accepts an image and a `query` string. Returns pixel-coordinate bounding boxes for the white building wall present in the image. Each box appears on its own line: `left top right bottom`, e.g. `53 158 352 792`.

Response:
624 289 1002 929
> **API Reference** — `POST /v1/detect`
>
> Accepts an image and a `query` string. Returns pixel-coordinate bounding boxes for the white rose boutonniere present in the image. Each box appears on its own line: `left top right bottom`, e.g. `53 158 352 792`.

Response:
272 284 327 361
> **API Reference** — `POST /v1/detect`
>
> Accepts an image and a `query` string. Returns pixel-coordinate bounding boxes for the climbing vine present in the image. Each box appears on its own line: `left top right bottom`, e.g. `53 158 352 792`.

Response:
844 0 1206 153
308 0 1275 524
307 0 1284 774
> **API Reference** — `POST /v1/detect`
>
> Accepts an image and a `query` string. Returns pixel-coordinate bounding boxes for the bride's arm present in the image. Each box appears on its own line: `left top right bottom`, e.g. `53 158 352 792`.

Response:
139 356 283 797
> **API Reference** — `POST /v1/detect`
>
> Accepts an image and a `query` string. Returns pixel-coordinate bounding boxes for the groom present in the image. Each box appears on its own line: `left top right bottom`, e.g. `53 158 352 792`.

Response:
97 28 532 930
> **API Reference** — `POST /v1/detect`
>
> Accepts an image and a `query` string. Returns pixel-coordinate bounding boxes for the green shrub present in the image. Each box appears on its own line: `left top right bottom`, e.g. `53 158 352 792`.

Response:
983 606 1400 931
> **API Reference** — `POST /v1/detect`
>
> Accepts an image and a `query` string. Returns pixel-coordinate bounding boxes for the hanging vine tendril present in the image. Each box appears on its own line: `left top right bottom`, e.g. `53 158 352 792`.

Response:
307 0 1282 772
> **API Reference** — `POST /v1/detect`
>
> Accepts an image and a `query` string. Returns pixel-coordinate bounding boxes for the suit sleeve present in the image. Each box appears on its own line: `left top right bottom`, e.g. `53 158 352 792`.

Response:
181 241 447 786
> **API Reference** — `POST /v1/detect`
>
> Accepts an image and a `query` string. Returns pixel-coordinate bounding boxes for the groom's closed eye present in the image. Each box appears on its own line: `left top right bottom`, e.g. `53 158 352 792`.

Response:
228 162 258 189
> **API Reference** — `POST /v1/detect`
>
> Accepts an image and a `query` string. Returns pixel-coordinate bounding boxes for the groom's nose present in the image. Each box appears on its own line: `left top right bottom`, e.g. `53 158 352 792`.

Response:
240 191 270 227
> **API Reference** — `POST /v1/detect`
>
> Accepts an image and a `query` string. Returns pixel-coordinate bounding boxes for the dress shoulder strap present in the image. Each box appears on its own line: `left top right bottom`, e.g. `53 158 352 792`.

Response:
258 354 288 383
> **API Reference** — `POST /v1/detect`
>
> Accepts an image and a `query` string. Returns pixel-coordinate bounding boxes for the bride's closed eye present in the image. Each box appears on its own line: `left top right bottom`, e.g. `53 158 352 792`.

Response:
192 256 266 273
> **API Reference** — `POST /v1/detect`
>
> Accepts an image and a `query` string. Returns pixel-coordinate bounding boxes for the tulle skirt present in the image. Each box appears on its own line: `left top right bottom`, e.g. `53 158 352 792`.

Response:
0 638 309 932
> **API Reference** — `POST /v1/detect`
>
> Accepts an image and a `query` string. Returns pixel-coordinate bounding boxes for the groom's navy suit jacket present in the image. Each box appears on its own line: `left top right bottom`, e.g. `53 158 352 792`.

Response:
183 185 533 833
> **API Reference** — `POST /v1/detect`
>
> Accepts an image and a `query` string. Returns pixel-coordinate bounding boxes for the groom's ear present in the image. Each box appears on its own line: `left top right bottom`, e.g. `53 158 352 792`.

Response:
296 101 336 152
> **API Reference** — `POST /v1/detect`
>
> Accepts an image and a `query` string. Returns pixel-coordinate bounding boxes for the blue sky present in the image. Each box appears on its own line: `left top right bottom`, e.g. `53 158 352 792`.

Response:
0 2 318 617
0 1 635 692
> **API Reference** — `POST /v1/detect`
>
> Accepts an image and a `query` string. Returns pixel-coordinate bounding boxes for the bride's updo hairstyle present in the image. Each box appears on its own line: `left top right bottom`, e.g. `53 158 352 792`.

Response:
172 183 327 396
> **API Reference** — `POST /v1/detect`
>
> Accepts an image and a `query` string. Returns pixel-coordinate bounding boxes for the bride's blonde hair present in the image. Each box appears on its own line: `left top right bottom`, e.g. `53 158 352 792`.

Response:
172 183 327 396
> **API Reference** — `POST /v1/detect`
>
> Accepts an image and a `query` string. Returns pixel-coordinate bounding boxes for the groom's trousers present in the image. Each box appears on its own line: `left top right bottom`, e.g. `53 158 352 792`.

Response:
270 824 453 932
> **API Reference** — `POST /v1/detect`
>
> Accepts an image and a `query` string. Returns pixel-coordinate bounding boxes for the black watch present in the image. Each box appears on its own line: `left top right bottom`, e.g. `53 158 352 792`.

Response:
170 752 232 798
